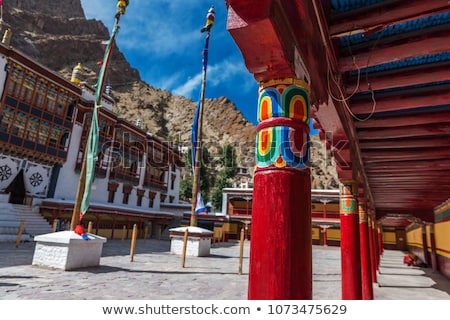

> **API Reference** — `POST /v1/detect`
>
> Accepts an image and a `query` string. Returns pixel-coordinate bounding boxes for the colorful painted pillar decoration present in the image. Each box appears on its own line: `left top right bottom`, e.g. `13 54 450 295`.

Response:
339 180 362 300
358 200 373 300
249 78 312 300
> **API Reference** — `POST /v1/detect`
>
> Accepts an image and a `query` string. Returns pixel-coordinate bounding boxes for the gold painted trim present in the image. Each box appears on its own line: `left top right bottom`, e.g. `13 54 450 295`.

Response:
259 78 311 94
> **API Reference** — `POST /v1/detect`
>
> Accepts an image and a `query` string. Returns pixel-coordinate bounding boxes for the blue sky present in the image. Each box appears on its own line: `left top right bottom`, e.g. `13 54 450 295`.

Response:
80 0 260 125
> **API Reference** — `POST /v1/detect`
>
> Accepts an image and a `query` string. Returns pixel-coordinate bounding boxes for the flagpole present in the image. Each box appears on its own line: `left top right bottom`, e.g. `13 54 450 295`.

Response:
71 1 129 231
181 6 215 267
189 6 215 227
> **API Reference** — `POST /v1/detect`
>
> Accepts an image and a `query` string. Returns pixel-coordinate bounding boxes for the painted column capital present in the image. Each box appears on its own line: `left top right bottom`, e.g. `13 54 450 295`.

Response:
340 180 358 215
358 200 368 223
256 78 310 172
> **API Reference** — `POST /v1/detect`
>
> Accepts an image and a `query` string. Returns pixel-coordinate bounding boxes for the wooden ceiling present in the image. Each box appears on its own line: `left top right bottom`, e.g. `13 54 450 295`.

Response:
227 0 450 223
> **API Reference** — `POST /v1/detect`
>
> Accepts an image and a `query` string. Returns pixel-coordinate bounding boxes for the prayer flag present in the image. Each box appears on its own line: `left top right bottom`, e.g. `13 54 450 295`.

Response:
195 192 208 215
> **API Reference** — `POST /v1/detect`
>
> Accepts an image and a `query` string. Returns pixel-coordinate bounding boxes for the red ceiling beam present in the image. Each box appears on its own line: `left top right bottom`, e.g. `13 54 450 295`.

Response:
370 184 450 191
339 33 450 73
377 210 434 222
329 0 450 35
369 175 450 181
226 0 330 103
365 161 450 172
372 195 450 203
350 90 450 115
346 65 450 95
354 112 450 129
362 147 450 162
367 171 450 177
360 137 450 149
367 171 450 178
372 192 449 199
357 123 450 140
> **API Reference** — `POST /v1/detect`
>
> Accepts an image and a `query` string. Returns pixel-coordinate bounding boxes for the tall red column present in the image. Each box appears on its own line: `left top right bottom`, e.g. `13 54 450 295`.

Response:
377 224 384 258
249 78 312 300
358 201 373 300
368 214 378 283
340 180 362 300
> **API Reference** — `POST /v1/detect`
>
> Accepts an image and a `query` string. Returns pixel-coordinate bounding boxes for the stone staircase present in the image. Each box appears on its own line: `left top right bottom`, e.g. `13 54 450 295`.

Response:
12 204 53 238
0 194 52 242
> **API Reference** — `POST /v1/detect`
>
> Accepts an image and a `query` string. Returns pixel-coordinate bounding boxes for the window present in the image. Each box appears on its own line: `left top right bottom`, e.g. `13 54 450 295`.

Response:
34 81 47 108
12 113 27 137
7 66 23 97
26 118 39 142
0 108 14 133
46 86 57 112
66 98 76 120
171 174 176 190
56 92 69 116
38 122 50 145
21 73 36 103
49 126 62 147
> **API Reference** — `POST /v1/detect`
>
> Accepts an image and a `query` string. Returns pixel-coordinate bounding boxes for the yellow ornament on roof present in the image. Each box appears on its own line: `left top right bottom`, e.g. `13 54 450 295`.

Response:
70 63 83 85
117 0 129 15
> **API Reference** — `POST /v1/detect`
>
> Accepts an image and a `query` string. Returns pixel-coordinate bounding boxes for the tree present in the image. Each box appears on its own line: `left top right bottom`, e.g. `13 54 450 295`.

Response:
180 147 211 200
179 176 193 200
211 144 238 210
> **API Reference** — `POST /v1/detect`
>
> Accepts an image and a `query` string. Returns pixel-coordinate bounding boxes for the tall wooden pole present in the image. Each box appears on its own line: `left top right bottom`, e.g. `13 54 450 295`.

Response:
182 6 215 267
189 7 214 227
70 4 126 229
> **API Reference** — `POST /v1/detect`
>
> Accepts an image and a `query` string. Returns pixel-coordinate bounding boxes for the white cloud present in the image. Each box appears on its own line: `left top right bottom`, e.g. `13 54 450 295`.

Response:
172 73 203 97
171 57 255 98
82 0 222 58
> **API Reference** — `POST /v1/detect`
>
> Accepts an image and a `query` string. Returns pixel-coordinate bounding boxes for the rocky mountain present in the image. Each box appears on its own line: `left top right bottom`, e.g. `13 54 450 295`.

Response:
0 0 338 190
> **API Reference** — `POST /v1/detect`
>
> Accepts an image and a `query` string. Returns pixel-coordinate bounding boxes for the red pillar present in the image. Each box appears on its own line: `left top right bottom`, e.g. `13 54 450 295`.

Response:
358 201 373 300
249 79 312 300
368 214 378 283
339 180 362 300
377 224 384 259
323 227 328 246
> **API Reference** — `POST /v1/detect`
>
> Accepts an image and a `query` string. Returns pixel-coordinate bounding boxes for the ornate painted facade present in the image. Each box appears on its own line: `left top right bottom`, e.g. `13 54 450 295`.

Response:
0 43 184 239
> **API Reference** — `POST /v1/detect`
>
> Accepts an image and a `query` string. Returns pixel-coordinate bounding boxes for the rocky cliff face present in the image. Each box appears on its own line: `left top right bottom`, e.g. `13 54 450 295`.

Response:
1 0 338 189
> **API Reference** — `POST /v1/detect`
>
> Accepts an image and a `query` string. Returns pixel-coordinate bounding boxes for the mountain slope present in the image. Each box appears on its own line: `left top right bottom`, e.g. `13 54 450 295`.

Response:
0 0 338 189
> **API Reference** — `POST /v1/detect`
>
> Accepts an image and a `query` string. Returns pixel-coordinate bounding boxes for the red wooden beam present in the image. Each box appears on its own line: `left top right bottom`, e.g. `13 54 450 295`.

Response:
350 91 450 115
369 172 450 179
367 171 450 178
372 192 450 201
357 123 450 140
330 0 450 35
354 112 450 129
372 192 449 200
362 147 450 162
339 33 450 72
226 0 330 103
346 66 450 95
369 181 448 189
359 137 450 149
366 168 450 175
366 158 450 172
